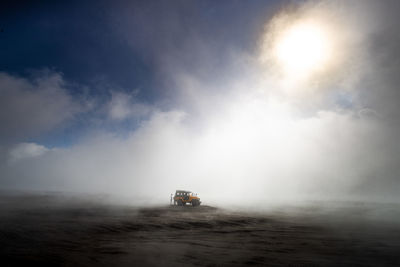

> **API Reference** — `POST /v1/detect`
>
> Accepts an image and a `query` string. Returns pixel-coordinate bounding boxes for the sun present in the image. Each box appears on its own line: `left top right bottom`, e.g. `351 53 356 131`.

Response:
272 21 332 79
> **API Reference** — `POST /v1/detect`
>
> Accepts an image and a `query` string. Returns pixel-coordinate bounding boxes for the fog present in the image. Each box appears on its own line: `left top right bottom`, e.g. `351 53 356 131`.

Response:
1 0 400 206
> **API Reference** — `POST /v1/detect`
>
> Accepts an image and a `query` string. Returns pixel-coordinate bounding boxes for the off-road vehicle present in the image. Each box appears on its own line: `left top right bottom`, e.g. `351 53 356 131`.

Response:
173 190 201 206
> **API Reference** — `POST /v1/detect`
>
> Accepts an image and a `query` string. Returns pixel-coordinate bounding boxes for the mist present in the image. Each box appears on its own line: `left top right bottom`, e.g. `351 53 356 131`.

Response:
1 0 400 207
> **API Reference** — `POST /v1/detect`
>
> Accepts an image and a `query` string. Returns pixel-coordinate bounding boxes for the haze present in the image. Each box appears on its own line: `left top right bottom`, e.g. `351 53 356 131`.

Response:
1 0 400 207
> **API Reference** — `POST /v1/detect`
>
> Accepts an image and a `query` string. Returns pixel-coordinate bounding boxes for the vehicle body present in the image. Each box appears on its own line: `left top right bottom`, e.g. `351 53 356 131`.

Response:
173 190 201 206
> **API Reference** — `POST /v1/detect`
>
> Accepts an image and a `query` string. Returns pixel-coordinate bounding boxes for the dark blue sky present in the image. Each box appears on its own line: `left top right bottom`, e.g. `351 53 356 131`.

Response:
1 1 151 99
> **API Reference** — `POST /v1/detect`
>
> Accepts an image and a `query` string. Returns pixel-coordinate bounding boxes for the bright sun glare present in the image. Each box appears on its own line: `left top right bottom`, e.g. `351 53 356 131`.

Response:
274 22 331 79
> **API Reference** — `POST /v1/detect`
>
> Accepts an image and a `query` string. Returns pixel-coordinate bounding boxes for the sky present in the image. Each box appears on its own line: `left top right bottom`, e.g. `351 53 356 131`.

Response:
1 0 400 206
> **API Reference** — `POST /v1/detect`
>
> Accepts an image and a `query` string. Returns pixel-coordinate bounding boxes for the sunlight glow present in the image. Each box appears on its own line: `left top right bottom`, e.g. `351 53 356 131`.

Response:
273 21 332 79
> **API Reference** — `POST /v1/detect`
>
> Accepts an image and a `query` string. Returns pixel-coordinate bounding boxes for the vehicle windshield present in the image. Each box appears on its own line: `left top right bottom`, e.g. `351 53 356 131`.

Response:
175 191 191 196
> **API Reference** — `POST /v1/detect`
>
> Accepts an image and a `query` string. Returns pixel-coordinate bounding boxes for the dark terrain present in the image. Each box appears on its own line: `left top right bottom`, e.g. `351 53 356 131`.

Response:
1 193 400 266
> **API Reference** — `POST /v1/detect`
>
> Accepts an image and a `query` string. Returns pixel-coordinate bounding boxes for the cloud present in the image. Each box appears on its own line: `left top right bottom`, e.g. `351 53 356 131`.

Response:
0 71 82 143
1 97 397 204
108 91 154 121
8 142 49 163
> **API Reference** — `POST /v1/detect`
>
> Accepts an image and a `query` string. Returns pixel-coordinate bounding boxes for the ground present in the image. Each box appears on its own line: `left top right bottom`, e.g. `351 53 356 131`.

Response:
1 193 400 266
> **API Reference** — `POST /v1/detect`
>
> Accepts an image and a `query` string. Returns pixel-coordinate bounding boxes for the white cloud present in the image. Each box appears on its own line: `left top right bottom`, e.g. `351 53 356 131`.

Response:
1 99 397 205
8 142 49 163
108 91 154 121
0 71 82 142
